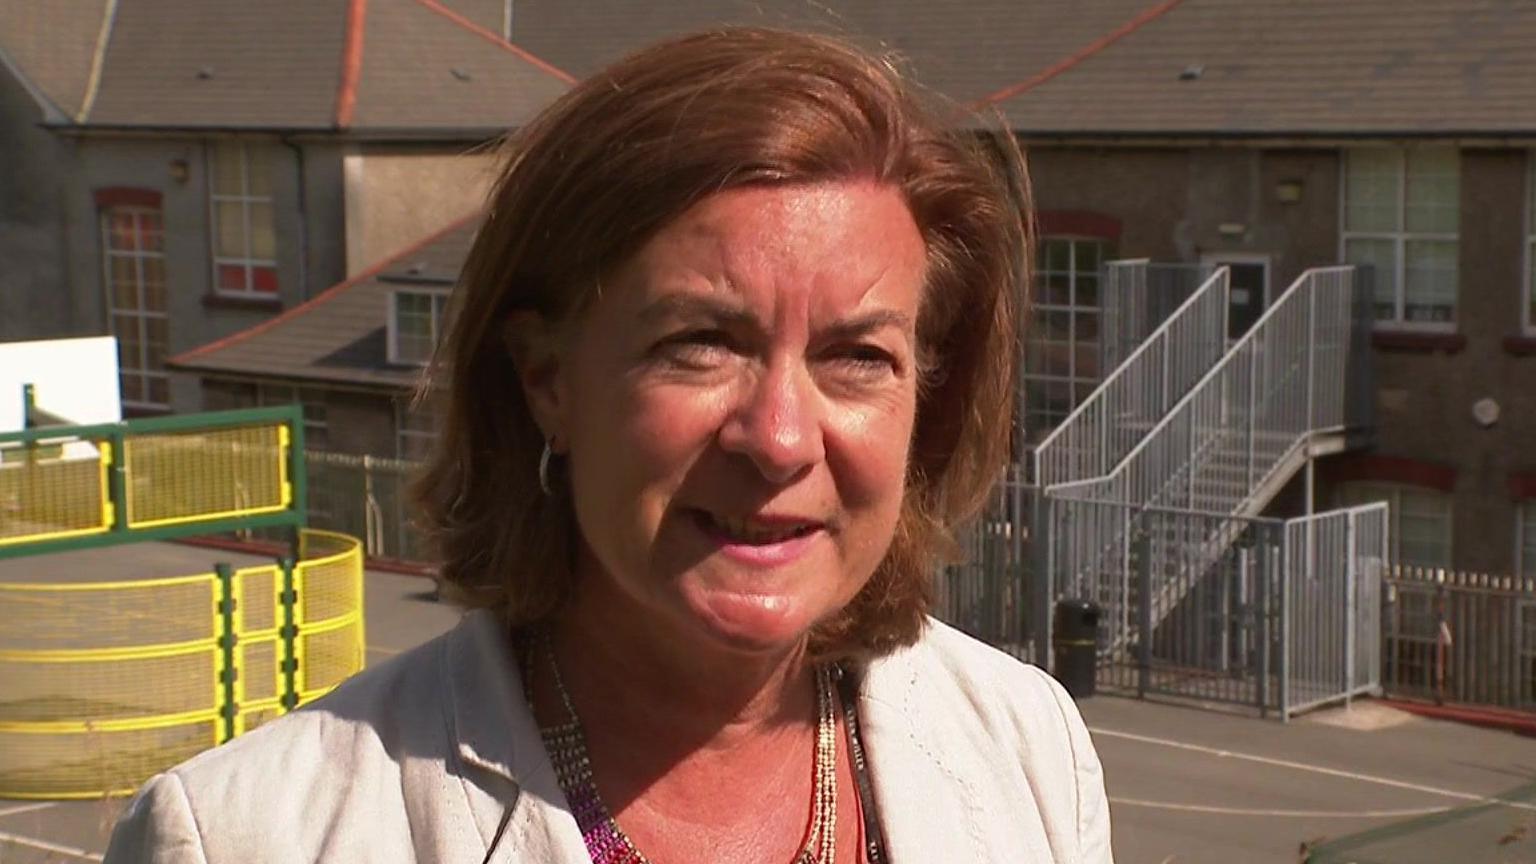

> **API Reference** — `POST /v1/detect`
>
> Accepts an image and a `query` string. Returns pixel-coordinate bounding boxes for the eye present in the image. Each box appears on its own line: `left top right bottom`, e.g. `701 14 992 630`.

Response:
825 343 900 377
653 328 736 368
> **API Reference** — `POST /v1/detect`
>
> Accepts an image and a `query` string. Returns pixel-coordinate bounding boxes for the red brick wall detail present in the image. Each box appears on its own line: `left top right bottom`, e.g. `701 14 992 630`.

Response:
1037 210 1123 240
94 187 163 209
1329 454 1457 493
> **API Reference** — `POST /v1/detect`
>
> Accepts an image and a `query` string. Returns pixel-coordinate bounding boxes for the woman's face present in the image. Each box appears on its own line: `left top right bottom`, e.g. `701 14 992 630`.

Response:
534 181 927 656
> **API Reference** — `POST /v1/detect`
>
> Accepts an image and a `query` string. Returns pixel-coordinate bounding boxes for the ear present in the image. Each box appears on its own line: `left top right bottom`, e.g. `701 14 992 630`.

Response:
504 311 569 451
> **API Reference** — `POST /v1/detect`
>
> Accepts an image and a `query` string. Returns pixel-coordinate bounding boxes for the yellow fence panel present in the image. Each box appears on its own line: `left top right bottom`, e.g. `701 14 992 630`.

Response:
0 438 111 547
0 530 366 799
124 424 290 529
293 530 366 702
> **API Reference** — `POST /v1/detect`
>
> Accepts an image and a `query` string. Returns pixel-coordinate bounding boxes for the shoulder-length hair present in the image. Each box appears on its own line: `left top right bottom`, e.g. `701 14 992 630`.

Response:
415 27 1031 661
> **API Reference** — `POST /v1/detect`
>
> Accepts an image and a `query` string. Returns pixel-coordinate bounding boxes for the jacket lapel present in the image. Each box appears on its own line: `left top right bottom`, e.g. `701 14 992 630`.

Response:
857 645 1056 862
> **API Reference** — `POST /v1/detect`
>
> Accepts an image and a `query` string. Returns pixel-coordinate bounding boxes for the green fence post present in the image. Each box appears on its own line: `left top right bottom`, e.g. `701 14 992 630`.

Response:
280 556 299 710
109 428 129 532
215 562 238 744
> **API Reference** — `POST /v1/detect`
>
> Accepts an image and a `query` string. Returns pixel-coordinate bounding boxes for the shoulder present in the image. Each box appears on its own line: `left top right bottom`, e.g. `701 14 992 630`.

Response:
887 617 1079 735
105 623 460 862
866 618 1113 862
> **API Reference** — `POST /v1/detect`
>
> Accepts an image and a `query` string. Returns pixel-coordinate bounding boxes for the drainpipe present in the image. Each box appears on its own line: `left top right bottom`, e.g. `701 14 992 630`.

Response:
281 136 311 299
503 0 513 39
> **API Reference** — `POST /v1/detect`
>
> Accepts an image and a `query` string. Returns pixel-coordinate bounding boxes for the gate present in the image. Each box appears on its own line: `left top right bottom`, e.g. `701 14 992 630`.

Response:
1028 496 1388 718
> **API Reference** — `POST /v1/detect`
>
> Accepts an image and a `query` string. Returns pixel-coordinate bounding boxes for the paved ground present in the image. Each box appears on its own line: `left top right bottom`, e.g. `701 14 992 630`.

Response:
2 556 1533 862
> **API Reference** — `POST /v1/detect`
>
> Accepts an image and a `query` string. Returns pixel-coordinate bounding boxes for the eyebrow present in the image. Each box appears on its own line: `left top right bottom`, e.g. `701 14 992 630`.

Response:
638 294 912 338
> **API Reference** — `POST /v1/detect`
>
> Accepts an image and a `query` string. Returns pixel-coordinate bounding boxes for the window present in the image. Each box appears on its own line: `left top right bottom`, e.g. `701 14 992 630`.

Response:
1341 148 1459 329
395 399 436 462
201 380 326 448
258 385 328 449
1520 501 1536 577
1526 153 1535 335
102 206 170 409
210 141 277 296
1024 238 1104 441
389 288 449 365
1339 482 1453 569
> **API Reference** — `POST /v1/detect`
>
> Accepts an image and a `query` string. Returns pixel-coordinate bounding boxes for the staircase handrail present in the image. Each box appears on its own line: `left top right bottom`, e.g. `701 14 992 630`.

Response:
1034 265 1231 489
1043 266 1358 510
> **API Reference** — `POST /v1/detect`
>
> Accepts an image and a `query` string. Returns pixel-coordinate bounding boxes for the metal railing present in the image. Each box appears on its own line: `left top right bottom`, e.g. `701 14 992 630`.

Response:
1050 266 1368 511
0 529 365 798
1035 497 1387 718
933 464 1033 661
1383 566 1536 711
1282 504 1388 718
1034 265 1230 489
1099 260 1218 374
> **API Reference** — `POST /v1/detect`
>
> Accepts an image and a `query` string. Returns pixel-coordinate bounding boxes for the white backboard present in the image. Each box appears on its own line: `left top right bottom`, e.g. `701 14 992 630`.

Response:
0 336 122 432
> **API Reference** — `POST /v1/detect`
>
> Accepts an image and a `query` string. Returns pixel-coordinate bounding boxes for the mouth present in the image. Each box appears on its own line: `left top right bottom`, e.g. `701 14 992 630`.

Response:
690 510 825 546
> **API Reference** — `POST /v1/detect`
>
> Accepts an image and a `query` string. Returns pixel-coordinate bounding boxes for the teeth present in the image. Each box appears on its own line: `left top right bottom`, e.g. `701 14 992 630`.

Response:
712 514 810 544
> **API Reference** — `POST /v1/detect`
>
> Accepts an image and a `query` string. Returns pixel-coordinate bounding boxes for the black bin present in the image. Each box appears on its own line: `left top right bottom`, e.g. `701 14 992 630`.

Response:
1052 599 1101 699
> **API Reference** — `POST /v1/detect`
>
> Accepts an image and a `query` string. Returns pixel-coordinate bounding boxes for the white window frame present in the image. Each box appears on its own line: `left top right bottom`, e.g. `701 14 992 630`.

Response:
387 287 450 366
1339 147 1460 333
1338 481 1454 569
1025 236 1107 440
208 140 278 297
101 205 170 410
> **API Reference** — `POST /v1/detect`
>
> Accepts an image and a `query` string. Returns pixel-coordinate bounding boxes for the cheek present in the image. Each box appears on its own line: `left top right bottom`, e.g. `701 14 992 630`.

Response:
830 392 917 516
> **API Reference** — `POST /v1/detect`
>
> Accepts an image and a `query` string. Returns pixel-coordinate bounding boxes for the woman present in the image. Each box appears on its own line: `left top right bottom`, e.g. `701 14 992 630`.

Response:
107 27 1112 863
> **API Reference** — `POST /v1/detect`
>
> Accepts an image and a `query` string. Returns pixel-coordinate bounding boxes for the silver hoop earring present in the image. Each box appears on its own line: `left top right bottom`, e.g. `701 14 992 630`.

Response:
538 441 555 496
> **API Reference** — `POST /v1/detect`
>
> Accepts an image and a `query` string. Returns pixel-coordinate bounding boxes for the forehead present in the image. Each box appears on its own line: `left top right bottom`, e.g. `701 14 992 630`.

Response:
614 181 927 317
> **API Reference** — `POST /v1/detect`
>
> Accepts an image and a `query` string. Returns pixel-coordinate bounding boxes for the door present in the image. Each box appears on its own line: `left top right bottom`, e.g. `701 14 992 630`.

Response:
1204 254 1270 340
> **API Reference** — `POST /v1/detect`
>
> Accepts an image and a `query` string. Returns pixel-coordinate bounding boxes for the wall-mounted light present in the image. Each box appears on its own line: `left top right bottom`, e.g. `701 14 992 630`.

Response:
168 158 190 184
1275 179 1304 204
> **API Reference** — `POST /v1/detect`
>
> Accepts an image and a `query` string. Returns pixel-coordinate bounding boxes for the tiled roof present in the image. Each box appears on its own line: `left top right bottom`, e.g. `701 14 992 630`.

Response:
0 0 112 120
2 0 572 133
167 216 479 388
987 0 1536 135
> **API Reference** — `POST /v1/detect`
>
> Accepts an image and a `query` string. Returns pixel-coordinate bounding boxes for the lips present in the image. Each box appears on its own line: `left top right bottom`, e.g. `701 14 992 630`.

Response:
691 510 825 545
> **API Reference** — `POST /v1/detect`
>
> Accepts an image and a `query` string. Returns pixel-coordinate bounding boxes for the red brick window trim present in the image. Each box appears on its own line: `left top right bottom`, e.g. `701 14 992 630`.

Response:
1036 210 1122 241
1328 454 1456 494
94 187 162 209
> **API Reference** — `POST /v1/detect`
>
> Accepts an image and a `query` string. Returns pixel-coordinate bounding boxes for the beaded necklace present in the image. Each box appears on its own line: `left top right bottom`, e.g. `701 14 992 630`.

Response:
525 633 839 864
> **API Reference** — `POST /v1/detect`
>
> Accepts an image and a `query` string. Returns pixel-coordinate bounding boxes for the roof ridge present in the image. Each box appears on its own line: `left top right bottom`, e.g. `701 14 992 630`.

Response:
410 0 577 84
169 212 481 367
75 0 120 123
335 0 367 128
969 0 1187 109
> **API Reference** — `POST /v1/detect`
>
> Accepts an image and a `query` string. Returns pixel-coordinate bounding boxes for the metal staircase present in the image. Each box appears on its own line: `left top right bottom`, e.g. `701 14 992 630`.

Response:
1028 263 1376 713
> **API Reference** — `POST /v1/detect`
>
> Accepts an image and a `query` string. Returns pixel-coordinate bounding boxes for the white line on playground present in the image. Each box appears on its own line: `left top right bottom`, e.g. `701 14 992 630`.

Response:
0 802 56 819
0 828 103 861
1090 726 1536 815
1108 797 1453 818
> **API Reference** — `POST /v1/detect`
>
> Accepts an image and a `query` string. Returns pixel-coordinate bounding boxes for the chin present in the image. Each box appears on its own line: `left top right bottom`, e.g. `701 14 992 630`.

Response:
678 584 822 656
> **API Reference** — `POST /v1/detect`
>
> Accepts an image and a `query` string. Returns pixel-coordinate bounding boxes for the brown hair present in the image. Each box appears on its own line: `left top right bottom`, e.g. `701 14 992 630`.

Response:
415 27 1031 661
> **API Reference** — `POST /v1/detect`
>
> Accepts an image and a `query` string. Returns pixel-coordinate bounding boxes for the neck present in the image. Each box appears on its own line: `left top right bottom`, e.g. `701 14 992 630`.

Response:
547 552 817 753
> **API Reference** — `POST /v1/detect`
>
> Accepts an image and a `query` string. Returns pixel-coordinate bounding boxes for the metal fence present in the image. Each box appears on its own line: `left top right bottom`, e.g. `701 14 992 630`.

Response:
1049 266 1368 511
1030 497 1387 717
1383 566 1536 711
1282 504 1388 718
933 465 1034 661
1034 265 1230 490
0 529 365 798
1099 261 1219 374
254 451 432 565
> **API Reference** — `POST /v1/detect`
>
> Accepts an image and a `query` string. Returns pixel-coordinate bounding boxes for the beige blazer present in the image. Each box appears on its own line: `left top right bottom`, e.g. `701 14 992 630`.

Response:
105 610 1113 863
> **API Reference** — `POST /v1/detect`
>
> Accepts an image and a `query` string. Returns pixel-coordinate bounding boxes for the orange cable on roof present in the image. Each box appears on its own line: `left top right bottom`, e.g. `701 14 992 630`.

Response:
168 212 481 366
334 0 368 128
970 0 1186 109
411 0 577 84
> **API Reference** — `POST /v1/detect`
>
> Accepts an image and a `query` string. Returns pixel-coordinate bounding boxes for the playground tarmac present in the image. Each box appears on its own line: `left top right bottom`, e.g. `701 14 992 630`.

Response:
2 547 1533 862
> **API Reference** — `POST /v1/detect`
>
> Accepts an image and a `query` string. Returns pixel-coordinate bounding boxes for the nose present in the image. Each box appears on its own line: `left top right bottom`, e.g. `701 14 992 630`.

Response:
717 358 825 484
